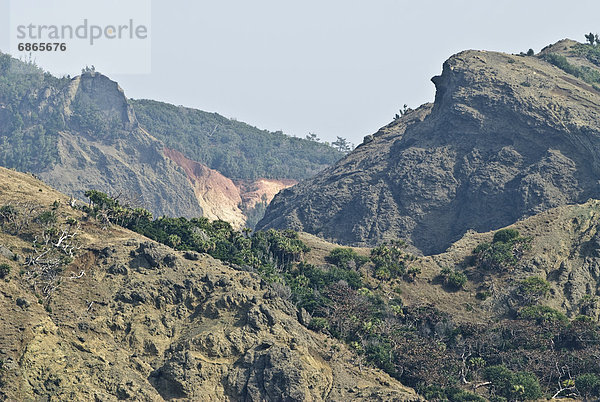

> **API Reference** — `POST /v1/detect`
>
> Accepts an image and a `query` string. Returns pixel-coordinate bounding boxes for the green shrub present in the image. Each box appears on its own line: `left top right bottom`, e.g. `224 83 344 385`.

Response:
493 229 520 244
308 317 329 332
296 261 363 291
483 365 542 401
574 314 594 322
365 339 394 374
418 384 446 400
440 267 467 290
35 210 57 225
84 190 119 210
468 357 486 371
326 248 368 269
473 230 530 271
370 240 412 279
518 305 567 325
0 264 10 279
476 290 491 300
418 385 486 402
575 373 600 398
405 265 422 281
474 242 514 267
167 234 182 249
517 277 550 304
446 387 486 402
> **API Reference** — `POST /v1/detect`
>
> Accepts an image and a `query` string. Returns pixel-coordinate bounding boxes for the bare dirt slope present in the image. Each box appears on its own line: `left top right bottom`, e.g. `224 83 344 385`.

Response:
163 148 296 229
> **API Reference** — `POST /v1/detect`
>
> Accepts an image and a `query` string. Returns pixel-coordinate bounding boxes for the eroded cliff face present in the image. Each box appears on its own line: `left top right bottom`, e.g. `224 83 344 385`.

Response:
164 147 296 229
236 178 298 211
163 147 246 226
258 40 600 254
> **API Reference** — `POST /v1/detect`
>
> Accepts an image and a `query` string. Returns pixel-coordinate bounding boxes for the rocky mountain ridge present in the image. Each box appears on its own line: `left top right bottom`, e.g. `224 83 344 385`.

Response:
39 71 205 219
258 39 600 254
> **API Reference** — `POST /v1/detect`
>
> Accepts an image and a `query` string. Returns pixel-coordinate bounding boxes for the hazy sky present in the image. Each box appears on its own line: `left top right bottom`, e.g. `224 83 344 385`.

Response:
2 0 600 145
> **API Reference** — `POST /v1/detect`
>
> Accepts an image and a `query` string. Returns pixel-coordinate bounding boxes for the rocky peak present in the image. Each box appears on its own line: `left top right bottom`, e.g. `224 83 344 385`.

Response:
64 71 137 131
258 40 600 254
538 38 580 56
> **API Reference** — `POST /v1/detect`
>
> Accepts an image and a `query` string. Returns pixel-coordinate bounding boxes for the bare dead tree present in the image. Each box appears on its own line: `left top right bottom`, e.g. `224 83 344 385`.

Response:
460 351 472 384
0 201 39 234
53 226 81 256
551 363 576 399
25 223 82 298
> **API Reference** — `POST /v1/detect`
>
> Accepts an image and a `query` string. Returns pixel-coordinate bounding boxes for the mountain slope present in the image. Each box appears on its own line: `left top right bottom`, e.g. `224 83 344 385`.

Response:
4 168 600 400
35 71 205 219
292 198 600 400
132 99 343 180
0 167 420 401
258 39 600 254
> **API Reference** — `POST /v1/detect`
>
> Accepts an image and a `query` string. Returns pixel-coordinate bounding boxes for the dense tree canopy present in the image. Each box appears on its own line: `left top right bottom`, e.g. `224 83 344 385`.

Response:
131 99 344 180
0 53 70 172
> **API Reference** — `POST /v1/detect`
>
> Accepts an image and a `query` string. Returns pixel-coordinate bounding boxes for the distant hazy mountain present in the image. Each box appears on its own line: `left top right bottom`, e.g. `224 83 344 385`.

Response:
0 53 342 227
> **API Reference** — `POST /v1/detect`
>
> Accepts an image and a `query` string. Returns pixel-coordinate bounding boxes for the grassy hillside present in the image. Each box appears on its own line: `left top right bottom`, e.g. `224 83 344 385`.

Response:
131 99 344 180
5 163 600 400
0 167 420 401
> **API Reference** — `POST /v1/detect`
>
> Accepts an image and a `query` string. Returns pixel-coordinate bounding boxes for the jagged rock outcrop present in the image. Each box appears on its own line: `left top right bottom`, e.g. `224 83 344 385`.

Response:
64 72 137 130
258 40 600 254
